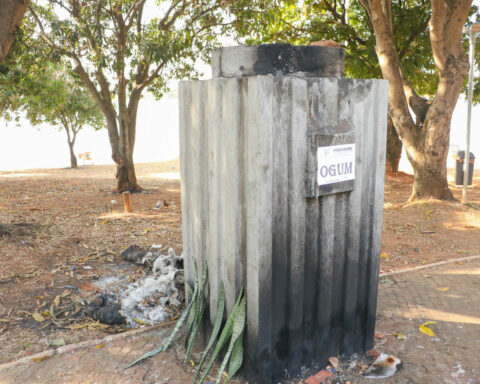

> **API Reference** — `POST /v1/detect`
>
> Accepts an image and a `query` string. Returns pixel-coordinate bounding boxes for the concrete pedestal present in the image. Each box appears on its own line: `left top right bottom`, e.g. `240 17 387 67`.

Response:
179 45 388 382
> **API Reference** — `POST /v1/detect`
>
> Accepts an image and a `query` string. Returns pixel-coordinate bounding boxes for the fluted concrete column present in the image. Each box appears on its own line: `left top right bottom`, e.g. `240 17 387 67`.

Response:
179 44 388 383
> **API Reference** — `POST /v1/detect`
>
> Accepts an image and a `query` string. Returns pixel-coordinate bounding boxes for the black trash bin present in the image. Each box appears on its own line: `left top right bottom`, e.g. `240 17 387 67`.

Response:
455 150 475 185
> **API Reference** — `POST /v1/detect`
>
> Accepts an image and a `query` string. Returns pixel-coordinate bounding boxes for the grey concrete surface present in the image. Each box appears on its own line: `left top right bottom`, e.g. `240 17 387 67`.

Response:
211 44 344 78
179 44 388 382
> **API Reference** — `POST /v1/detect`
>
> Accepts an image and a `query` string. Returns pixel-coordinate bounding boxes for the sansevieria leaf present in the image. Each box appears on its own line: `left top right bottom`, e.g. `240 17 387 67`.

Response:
198 288 243 384
193 283 226 384
185 263 208 363
223 329 244 384
185 263 200 344
217 297 247 384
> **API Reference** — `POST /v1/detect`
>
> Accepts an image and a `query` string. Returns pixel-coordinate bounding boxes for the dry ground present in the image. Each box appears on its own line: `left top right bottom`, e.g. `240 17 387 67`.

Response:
0 161 182 364
0 161 479 382
380 170 480 273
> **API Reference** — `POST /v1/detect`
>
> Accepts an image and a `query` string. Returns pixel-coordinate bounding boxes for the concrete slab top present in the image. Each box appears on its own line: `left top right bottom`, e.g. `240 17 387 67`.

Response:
211 44 344 78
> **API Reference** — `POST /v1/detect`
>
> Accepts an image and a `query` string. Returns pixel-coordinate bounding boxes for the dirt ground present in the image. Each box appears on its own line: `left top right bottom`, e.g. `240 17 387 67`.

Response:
380 170 480 274
0 161 182 364
1 161 479 382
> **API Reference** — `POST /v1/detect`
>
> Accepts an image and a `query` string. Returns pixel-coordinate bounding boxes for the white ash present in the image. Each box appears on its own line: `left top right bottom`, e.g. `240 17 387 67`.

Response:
120 273 178 325
92 247 184 327
152 247 183 275
93 276 122 291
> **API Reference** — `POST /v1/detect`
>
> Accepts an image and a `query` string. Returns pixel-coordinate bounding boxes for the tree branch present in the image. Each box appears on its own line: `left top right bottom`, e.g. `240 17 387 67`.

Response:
360 0 420 150
398 16 429 61
126 0 146 28
322 0 367 45
158 0 185 31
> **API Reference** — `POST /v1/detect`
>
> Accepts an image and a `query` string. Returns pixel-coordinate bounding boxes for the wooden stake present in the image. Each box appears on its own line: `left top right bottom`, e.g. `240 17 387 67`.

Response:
123 191 132 213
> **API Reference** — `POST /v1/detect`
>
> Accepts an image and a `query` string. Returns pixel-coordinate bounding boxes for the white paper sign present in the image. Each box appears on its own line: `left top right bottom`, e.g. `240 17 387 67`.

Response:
317 144 356 186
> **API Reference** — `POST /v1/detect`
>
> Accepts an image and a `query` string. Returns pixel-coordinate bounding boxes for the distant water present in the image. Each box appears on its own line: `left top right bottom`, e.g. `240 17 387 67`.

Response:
0 91 477 173
0 95 179 171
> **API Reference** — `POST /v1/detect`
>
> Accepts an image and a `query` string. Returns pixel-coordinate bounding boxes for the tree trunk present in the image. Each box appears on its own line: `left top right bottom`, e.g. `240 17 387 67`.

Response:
105 114 142 193
73 64 142 192
385 116 402 173
360 0 470 201
0 0 28 62
407 101 457 200
115 151 140 192
410 160 452 200
68 141 77 168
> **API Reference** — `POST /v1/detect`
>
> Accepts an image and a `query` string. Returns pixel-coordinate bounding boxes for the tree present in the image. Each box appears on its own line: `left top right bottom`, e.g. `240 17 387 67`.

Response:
359 0 472 200
235 1 477 200
3 68 104 168
27 0 240 191
1 24 103 168
233 1 435 173
0 0 29 62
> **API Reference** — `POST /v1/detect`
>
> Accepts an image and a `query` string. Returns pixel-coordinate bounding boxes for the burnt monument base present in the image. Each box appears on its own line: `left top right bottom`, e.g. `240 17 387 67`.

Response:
179 45 388 382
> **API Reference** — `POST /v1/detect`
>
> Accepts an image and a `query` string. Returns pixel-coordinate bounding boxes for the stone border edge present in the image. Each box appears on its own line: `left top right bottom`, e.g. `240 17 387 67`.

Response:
379 254 480 277
0 320 176 371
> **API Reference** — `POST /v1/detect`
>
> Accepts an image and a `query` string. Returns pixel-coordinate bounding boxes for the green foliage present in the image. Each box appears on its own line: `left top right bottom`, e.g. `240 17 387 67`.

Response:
215 296 246 384
198 287 244 384
193 283 226 384
184 262 208 363
27 0 246 100
233 1 480 102
20 0 255 185
125 264 246 384
0 27 103 135
2 64 103 132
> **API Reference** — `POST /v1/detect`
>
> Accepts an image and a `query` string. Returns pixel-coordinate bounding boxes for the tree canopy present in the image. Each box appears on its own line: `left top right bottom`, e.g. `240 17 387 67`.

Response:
235 0 479 200
1 23 103 168
0 0 29 62
25 0 246 191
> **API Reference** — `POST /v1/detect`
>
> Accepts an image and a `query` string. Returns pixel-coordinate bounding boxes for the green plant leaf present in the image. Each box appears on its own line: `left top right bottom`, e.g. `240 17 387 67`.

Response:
223 329 244 384
185 262 200 345
198 288 243 384
125 293 196 369
185 262 208 363
216 297 247 384
193 283 226 384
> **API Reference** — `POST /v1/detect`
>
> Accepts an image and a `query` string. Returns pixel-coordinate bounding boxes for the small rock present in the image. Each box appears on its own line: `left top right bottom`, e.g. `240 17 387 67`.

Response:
305 369 333 384
84 293 126 325
121 245 146 263
328 356 339 368
310 40 341 48
374 331 386 339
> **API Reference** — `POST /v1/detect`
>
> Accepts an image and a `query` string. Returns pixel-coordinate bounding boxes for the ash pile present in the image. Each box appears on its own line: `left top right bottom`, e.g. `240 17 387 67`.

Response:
85 245 184 327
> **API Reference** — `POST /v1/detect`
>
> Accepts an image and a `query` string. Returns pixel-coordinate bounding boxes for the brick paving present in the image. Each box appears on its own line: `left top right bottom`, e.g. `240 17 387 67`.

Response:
373 257 480 384
1 258 480 383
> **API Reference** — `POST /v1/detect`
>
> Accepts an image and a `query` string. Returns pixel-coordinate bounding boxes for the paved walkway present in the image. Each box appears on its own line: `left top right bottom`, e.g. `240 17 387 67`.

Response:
373 257 480 384
1 258 480 384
